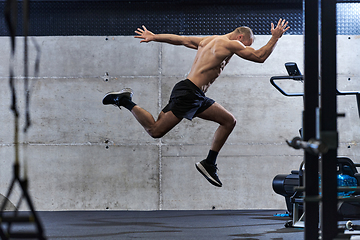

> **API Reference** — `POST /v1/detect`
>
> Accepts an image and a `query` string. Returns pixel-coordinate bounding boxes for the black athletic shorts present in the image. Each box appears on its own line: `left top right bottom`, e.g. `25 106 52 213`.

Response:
162 79 215 120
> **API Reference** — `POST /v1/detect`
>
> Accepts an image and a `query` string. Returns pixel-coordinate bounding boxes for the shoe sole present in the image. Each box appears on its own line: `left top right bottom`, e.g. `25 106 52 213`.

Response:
102 91 122 105
195 162 222 187
102 89 133 107
103 90 133 100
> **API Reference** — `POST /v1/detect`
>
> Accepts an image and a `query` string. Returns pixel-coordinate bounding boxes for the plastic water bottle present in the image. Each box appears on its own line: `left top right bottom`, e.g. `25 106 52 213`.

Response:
337 174 357 196
319 174 357 196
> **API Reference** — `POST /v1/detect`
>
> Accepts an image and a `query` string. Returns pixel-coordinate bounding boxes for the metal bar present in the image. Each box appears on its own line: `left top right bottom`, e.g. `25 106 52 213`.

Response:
303 0 320 239
270 76 359 98
338 187 360 191
286 137 328 155
320 0 338 238
270 76 304 97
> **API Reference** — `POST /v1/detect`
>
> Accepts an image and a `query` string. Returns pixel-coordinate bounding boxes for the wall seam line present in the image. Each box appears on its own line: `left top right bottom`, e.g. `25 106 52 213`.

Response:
158 43 163 210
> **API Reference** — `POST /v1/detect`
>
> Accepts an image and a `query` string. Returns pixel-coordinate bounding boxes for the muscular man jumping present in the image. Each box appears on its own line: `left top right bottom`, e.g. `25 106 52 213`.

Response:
103 19 289 187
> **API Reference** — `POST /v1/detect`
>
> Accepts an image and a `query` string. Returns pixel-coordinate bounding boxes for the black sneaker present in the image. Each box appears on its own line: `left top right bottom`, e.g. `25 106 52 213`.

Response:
195 160 222 187
102 88 133 108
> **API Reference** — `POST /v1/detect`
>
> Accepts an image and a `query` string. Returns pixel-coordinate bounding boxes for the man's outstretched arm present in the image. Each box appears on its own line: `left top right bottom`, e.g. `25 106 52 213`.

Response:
232 19 290 63
134 25 205 49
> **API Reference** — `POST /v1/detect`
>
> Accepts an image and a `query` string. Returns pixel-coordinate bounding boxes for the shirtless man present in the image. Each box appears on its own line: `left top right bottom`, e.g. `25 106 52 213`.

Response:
103 19 289 187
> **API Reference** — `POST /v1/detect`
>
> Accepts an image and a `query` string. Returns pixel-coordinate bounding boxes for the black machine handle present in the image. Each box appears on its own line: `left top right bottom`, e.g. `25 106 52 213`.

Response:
270 75 304 97
271 63 360 117
271 62 360 118
270 62 304 97
270 76 360 97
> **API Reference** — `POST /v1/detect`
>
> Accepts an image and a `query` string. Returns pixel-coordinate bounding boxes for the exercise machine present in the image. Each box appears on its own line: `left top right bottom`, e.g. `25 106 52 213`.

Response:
271 62 360 229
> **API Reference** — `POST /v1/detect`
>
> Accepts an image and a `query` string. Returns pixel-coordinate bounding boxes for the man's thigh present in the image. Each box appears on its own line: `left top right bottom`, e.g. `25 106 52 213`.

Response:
196 102 235 125
154 110 183 137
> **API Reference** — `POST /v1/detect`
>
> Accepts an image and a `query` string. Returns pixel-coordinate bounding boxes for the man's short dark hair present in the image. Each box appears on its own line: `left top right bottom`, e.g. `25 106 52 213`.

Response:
234 26 254 39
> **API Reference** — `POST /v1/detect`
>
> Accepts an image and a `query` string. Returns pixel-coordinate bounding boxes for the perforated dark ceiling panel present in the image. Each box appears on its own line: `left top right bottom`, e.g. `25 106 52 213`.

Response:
337 3 360 35
0 1 358 36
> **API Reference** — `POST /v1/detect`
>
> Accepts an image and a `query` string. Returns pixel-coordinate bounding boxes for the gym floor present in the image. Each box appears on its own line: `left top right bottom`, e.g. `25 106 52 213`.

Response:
4 209 360 239
37 210 304 240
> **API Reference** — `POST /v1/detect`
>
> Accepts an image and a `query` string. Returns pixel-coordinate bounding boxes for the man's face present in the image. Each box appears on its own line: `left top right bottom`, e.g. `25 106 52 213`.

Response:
240 35 254 46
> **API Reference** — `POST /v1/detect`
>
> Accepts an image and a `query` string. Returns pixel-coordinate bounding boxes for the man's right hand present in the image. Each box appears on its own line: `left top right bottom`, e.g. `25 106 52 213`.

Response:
271 18 290 39
134 25 155 43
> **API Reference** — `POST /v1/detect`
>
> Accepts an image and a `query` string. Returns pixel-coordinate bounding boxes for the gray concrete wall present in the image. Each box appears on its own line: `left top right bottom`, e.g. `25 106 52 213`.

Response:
0 35 359 211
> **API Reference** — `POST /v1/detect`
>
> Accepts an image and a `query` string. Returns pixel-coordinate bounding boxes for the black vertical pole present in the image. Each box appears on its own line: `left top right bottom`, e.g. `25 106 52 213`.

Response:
303 0 320 239
320 0 338 239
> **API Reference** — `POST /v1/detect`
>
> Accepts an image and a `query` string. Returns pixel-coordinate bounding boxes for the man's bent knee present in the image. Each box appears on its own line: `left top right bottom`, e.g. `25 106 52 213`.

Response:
147 126 168 139
219 115 236 134
148 130 165 139
228 116 237 130
147 111 181 139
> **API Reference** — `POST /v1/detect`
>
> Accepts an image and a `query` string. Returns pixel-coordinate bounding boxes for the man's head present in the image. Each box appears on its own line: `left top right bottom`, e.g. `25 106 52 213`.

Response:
233 26 254 46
